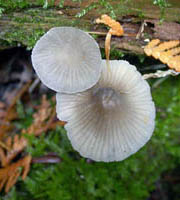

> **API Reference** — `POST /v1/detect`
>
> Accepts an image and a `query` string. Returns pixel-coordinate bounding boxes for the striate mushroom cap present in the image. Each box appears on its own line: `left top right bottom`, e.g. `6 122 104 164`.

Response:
56 60 156 162
31 27 102 93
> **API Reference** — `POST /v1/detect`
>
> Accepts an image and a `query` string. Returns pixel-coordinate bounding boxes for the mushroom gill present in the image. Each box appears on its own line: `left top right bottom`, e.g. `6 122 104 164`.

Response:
31 27 102 93
56 60 156 162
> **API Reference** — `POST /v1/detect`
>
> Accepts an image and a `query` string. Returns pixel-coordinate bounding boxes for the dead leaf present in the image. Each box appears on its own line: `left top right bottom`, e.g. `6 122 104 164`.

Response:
0 155 32 193
0 102 5 109
0 135 27 167
0 94 65 193
23 95 57 136
0 81 31 139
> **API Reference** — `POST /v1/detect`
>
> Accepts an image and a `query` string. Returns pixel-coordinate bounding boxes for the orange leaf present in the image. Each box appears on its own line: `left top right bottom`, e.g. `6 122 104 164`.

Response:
0 94 65 193
0 155 32 193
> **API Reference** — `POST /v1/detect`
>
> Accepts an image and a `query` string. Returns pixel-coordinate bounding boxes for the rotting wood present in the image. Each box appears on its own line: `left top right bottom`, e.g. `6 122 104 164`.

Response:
0 0 180 54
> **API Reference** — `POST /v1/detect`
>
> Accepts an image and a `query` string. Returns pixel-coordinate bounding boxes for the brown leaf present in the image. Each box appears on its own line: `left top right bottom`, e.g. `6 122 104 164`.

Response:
0 81 31 139
24 95 57 136
0 135 27 167
0 155 32 193
0 102 5 109
0 95 65 193
49 120 66 129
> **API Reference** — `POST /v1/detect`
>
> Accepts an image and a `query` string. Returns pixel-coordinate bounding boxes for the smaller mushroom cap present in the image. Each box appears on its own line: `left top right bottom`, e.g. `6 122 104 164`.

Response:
31 27 102 93
56 60 156 162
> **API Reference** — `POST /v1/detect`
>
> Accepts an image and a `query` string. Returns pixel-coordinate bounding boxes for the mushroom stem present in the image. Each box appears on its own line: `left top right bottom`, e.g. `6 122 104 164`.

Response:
105 31 112 72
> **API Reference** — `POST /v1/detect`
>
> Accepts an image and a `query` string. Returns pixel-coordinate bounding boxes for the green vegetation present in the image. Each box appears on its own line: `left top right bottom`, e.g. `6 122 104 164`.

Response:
153 0 170 8
0 0 179 49
1 75 180 200
75 2 97 18
153 0 170 21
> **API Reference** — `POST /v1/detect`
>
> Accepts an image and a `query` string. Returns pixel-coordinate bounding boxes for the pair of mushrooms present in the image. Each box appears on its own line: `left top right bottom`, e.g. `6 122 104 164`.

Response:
32 27 155 162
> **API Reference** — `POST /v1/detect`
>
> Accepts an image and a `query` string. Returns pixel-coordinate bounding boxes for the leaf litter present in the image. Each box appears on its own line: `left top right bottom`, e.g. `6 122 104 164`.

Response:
0 48 65 193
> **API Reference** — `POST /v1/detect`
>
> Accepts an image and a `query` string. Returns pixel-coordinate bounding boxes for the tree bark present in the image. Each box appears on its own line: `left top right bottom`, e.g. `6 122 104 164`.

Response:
0 0 180 54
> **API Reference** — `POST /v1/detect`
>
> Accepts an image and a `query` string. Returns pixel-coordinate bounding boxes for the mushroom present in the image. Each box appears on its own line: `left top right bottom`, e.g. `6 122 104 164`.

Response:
56 60 155 162
31 27 102 93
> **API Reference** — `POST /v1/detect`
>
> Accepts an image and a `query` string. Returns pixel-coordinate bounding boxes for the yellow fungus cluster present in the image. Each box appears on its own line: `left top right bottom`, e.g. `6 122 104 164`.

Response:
144 39 180 72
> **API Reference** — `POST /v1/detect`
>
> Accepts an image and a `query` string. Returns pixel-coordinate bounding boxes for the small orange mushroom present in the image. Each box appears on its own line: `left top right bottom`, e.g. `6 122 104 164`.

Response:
96 15 124 70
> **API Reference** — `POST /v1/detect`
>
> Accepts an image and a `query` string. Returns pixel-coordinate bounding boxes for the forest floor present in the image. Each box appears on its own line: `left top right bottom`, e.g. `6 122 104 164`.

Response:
0 47 180 200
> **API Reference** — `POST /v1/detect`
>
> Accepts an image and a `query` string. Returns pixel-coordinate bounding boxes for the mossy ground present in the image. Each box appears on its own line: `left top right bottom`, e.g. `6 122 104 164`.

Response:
1 68 180 200
0 0 179 50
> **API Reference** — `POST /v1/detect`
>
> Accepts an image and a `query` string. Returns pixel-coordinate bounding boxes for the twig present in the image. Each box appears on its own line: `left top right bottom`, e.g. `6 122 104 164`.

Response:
136 21 146 39
31 154 61 164
29 78 40 93
143 69 180 80
152 76 169 88
87 31 107 35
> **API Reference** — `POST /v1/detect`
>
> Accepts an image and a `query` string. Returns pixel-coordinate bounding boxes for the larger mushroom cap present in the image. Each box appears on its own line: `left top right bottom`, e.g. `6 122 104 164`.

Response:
31 27 102 93
56 60 156 162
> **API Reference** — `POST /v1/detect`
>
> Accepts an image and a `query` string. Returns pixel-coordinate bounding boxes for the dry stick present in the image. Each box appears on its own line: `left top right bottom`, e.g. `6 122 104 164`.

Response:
29 78 40 93
152 77 169 89
88 31 136 37
143 69 180 80
136 21 146 40
87 31 107 35
31 155 61 164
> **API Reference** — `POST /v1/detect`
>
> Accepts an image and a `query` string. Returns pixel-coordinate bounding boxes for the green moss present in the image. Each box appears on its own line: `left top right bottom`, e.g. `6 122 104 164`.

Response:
2 76 180 200
0 0 31 11
153 0 171 21
75 2 97 18
0 8 90 49
0 0 49 12
1 26 45 49
0 0 179 49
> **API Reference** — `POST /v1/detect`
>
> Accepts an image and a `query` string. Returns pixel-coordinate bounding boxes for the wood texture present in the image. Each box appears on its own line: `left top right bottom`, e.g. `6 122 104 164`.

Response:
0 0 180 54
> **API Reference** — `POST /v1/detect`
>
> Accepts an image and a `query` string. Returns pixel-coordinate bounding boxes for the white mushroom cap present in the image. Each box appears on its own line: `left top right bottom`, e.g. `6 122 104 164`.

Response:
31 27 102 93
56 60 155 162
